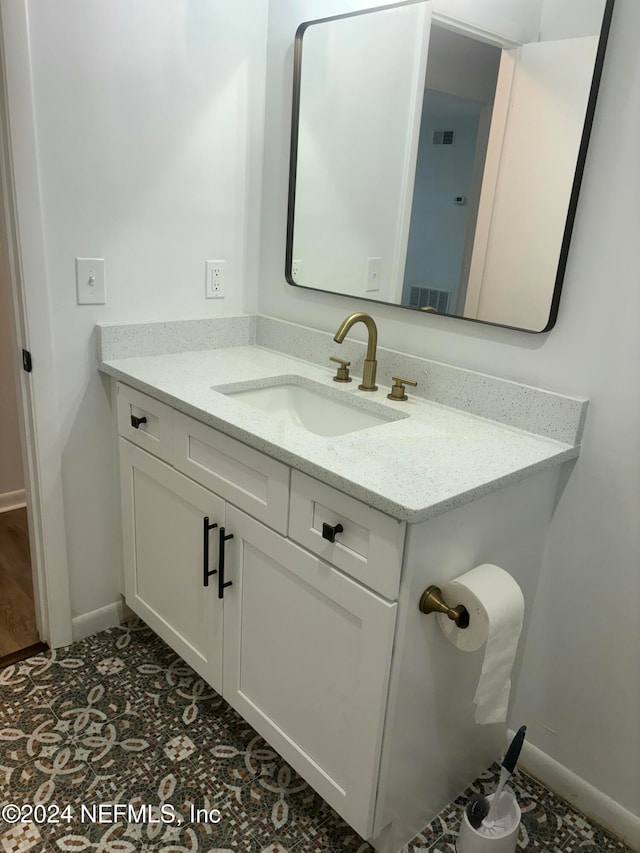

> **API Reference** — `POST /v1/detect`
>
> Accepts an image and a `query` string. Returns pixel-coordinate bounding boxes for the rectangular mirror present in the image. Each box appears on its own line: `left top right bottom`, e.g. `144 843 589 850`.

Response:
286 0 614 332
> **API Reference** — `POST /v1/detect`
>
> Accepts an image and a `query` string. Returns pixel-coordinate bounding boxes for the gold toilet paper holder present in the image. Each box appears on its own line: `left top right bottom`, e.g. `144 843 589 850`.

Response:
419 585 470 629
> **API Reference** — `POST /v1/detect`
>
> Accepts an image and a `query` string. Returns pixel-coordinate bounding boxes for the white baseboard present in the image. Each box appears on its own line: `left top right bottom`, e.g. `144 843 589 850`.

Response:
0 488 26 512
71 599 134 642
509 730 640 851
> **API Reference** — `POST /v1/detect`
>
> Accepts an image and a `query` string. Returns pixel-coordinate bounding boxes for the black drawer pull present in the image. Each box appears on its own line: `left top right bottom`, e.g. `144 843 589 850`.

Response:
322 522 344 543
203 516 218 587
130 415 147 429
218 527 234 599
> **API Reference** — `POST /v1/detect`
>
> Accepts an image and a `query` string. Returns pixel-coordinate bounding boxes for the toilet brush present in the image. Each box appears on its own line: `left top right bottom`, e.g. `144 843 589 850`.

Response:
465 726 526 831
481 725 526 834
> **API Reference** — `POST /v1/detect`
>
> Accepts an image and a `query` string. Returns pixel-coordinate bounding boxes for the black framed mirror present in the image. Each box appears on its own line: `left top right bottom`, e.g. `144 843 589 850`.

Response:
286 0 614 333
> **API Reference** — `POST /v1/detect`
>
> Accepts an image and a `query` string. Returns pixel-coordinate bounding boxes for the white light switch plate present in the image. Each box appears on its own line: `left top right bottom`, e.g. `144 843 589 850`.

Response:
365 257 381 292
76 258 105 304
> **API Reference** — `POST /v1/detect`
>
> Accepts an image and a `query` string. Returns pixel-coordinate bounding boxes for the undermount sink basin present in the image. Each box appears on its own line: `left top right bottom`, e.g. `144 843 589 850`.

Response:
215 376 406 437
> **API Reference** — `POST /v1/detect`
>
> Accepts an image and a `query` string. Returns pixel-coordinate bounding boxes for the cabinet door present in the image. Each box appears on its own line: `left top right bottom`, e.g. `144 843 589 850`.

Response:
119 439 225 692
223 505 397 839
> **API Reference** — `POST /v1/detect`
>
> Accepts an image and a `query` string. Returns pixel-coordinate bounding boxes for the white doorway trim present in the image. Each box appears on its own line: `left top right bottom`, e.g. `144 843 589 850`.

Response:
0 0 72 647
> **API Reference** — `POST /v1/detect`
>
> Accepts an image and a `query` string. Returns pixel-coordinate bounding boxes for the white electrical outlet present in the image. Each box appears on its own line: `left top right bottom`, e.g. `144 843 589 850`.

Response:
365 257 381 292
205 260 225 299
76 258 105 304
291 259 303 280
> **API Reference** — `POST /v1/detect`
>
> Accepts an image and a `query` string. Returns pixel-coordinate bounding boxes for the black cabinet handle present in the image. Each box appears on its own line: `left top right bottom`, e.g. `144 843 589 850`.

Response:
322 522 344 543
203 516 218 587
131 415 147 429
218 526 234 599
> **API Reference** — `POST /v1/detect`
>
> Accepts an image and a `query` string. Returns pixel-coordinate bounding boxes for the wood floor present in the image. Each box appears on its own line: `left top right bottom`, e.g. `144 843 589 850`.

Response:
0 507 40 659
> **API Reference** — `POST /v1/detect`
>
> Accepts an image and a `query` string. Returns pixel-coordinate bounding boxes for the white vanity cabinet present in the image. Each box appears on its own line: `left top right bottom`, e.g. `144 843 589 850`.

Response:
114 379 564 851
115 382 399 838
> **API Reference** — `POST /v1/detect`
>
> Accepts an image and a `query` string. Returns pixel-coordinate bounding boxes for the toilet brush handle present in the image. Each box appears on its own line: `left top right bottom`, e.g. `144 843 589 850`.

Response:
485 726 527 826
486 767 509 824
503 725 526 773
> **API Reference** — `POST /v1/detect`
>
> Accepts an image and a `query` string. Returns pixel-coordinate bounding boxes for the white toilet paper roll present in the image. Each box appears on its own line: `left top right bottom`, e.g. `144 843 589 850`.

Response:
437 565 524 725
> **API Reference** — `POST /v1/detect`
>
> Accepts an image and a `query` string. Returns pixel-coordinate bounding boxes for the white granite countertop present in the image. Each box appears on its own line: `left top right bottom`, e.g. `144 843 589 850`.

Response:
99 343 580 523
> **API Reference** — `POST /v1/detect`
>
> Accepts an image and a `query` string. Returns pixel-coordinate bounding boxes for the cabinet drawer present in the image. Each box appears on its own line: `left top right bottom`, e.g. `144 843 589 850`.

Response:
116 383 174 463
289 471 405 600
173 412 290 534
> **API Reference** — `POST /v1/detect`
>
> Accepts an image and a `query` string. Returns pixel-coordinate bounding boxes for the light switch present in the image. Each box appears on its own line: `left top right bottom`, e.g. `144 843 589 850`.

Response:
76 258 105 305
365 257 381 292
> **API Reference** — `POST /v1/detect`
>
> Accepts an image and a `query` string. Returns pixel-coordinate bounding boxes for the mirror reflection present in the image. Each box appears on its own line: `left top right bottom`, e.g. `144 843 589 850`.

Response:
287 0 613 332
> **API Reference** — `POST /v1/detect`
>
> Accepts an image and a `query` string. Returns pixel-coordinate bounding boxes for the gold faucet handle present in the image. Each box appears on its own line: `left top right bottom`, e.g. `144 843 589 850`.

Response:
330 356 352 383
387 376 417 401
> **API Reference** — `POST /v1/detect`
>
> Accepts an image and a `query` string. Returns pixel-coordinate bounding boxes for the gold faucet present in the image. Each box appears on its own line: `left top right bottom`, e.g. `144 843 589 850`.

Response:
333 312 378 391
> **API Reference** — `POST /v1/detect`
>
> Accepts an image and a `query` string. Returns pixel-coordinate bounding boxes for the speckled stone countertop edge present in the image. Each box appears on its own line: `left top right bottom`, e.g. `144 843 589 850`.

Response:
99 356 580 525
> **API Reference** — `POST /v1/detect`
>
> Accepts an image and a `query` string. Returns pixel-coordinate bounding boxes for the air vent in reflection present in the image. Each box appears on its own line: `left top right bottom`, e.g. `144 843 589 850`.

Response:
409 286 450 313
433 130 455 145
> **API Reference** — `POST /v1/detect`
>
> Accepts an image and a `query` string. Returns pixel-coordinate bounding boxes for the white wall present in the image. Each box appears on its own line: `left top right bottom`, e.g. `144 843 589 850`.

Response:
432 0 543 44
260 0 640 820
0 267 24 499
293 4 429 300
470 36 599 330
5 0 267 621
539 0 606 41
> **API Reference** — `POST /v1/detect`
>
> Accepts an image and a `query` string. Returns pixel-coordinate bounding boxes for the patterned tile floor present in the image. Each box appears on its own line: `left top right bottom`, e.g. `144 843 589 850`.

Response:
0 619 632 853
